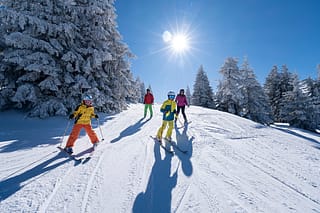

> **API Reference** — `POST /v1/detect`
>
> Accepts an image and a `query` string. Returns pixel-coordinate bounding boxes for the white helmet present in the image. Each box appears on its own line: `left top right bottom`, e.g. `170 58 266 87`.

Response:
83 94 93 101
167 91 175 96
167 91 175 99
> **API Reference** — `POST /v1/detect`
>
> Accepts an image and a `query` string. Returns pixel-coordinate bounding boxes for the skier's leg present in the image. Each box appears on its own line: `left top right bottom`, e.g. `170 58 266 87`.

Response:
83 124 99 144
65 124 82 147
157 120 167 139
144 104 148 117
181 106 187 122
165 120 174 139
176 106 181 116
149 104 153 117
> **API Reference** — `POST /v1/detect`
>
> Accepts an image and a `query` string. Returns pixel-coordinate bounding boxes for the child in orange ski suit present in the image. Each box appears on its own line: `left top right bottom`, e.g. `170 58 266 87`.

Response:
64 95 99 153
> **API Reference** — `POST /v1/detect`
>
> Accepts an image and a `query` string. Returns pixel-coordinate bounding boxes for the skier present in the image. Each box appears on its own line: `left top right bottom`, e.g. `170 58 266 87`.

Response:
143 88 154 118
175 89 189 123
64 95 99 154
156 91 177 141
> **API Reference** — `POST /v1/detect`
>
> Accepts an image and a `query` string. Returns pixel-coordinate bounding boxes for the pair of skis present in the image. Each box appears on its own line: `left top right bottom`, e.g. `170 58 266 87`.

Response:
58 146 95 163
150 136 187 154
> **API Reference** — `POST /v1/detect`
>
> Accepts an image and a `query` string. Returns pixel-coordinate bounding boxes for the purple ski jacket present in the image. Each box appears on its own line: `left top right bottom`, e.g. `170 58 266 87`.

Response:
175 94 188 107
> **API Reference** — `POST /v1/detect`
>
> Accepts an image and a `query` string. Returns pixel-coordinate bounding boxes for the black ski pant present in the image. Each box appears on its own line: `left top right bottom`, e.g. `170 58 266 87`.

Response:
177 106 187 121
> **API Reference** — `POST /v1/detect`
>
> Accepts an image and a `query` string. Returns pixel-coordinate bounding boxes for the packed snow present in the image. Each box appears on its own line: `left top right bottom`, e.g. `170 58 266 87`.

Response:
0 104 319 213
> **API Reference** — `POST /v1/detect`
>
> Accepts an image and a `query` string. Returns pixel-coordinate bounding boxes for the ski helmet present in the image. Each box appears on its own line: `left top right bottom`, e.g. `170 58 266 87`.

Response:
83 94 93 101
83 94 93 106
167 91 175 99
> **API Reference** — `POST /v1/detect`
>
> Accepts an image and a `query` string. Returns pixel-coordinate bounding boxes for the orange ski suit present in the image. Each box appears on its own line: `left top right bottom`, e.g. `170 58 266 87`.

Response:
65 103 99 148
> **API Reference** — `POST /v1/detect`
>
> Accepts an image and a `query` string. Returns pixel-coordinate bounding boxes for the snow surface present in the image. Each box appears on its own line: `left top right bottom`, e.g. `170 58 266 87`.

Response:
0 104 319 213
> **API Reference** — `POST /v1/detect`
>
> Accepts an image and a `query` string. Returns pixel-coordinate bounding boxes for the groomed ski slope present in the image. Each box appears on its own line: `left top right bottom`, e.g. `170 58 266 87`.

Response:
0 104 319 213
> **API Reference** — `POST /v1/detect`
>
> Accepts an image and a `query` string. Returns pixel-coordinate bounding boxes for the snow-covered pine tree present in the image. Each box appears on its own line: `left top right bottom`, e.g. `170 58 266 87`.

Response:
216 57 244 115
192 65 214 108
312 73 320 131
135 77 145 103
277 65 296 122
302 75 320 131
185 85 191 106
264 65 297 123
147 84 153 93
0 0 136 118
124 72 141 104
264 65 282 121
239 58 272 124
279 74 310 128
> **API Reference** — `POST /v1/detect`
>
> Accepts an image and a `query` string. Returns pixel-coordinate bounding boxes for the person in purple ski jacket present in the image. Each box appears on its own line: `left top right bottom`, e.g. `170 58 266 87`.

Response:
175 89 189 123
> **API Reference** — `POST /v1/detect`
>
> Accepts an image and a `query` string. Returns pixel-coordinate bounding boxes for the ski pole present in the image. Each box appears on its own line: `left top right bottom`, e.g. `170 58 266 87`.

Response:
60 119 71 147
97 119 105 141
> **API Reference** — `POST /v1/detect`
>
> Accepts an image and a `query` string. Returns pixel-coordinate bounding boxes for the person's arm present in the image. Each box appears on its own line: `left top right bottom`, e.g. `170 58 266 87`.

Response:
160 102 168 113
91 107 99 118
69 104 81 119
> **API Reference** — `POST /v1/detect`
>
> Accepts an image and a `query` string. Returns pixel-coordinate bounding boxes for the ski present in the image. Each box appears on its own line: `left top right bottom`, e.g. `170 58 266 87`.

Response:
164 138 188 154
150 136 174 154
57 146 96 162
57 146 83 162
81 145 97 163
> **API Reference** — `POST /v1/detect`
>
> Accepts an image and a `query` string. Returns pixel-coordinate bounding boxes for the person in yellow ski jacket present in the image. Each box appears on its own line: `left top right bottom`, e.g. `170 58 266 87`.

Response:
156 91 177 141
64 95 99 154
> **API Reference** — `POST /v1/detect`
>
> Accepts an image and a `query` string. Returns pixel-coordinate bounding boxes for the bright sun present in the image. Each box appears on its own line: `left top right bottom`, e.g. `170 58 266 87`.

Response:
171 34 190 53
162 30 190 54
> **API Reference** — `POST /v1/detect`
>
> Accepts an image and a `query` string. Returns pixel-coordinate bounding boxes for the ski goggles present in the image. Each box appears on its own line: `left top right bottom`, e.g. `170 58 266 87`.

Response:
168 95 175 99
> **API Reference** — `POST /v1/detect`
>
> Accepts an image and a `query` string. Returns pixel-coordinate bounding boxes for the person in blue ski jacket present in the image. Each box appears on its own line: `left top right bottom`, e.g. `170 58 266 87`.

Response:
156 91 177 141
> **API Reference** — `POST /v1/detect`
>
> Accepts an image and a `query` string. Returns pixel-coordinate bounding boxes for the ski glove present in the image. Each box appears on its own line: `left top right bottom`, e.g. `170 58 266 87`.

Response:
69 114 74 119
95 114 99 119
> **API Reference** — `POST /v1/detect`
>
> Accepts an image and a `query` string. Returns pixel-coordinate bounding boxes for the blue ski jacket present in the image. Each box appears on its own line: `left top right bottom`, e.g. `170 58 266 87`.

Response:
160 99 177 121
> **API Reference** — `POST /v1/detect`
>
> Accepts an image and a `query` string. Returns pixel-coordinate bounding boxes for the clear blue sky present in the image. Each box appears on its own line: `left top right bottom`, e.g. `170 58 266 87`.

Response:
115 0 320 102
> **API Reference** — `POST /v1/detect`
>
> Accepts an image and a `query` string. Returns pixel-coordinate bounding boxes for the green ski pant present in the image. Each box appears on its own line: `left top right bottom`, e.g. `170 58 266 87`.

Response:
144 104 153 117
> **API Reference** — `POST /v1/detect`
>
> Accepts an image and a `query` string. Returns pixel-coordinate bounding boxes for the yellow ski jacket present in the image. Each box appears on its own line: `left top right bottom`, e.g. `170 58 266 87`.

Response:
71 103 97 125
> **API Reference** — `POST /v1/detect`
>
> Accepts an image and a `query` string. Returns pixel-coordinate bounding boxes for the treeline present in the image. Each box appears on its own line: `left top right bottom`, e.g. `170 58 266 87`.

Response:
191 57 320 132
0 1 144 118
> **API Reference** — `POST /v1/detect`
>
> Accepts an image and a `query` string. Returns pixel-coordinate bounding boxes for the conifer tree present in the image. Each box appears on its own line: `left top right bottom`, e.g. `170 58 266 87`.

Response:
239 58 272 124
280 75 309 128
192 65 214 108
303 75 320 131
185 85 191 106
216 57 243 115
0 0 136 117
264 66 282 121
136 77 145 103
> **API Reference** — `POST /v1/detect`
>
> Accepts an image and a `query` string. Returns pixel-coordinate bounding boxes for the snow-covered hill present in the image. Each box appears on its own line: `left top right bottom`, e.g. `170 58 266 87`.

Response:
0 104 319 213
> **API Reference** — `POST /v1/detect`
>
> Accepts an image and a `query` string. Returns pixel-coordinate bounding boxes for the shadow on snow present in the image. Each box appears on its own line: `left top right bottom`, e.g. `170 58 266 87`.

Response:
0 151 74 201
132 142 177 213
273 126 320 147
132 122 194 212
0 112 114 153
174 123 194 177
110 118 150 143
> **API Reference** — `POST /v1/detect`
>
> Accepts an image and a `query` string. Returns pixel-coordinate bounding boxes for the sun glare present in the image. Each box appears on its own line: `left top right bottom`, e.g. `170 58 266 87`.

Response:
160 24 194 62
170 34 190 53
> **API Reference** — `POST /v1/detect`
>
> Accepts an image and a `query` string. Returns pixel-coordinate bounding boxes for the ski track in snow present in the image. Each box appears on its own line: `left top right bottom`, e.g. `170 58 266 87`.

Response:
189 111 320 212
0 104 319 213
